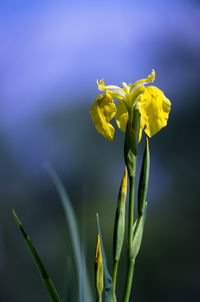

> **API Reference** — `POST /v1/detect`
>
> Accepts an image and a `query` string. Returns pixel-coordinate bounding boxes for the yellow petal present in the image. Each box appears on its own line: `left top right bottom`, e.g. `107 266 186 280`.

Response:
97 79 125 101
129 70 155 107
139 118 145 142
115 100 129 132
90 92 117 141
132 69 155 88
97 79 106 91
138 86 171 137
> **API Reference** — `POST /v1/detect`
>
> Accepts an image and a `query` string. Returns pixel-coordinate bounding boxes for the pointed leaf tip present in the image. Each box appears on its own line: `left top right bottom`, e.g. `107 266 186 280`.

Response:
12 210 62 302
12 209 21 226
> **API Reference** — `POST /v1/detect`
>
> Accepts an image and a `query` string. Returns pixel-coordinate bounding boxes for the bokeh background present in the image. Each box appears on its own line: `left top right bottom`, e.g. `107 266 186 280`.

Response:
1 0 200 301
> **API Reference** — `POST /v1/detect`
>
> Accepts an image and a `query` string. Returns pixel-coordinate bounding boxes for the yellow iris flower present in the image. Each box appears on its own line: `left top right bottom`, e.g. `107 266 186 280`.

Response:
90 70 171 142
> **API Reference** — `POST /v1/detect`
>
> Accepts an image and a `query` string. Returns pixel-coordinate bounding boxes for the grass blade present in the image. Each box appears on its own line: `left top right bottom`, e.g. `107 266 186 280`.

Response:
12 210 61 302
46 164 93 302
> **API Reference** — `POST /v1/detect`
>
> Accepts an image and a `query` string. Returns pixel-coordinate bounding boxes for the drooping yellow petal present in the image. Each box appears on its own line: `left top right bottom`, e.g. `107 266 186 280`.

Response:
90 92 117 141
138 86 171 137
115 100 129 132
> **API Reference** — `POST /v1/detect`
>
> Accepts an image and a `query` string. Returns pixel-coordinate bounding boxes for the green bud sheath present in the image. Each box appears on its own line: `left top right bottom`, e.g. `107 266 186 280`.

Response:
130 203 147 260
124 104 141 178
138 138 150 216
113 167 128 261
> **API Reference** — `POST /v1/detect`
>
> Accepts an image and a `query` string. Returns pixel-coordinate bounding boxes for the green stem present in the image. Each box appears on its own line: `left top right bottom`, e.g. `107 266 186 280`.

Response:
128 176 135 249
123 259 135 302
123 175 136 302
97 295 102 302
112 260 119 293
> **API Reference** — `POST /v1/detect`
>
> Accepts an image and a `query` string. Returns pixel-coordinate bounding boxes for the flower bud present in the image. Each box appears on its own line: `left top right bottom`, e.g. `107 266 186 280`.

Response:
113 167 128 261
138 138 150 216
95 234 104 297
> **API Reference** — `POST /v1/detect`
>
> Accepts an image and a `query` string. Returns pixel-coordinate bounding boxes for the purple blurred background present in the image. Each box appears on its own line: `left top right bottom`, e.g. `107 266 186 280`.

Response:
0 0 200 301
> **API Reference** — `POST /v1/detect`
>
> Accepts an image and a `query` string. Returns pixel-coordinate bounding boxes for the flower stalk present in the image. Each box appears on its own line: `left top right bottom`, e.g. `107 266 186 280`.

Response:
123 139 150 302
123 105 140 302
90 69 171 302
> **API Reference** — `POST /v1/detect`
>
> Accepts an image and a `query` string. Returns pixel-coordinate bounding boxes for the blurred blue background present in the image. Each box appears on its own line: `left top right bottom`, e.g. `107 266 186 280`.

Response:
0 0 200 301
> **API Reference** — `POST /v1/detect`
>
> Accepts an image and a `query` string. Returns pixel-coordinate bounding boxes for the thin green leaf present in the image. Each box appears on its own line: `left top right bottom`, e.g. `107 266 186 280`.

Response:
97 214 116 302
12 210 61 302
138 138 150 216
46 164 93 302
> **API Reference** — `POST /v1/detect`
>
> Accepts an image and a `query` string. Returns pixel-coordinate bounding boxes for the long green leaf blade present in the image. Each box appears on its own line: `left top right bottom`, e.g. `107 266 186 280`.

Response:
12 210 61 302
46 164 93 302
